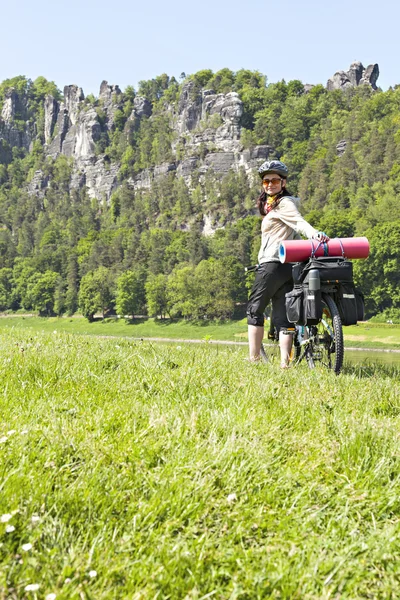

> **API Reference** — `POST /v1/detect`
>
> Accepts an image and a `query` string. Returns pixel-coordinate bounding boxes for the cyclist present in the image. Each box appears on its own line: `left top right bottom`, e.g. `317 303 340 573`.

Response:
247 160 329 367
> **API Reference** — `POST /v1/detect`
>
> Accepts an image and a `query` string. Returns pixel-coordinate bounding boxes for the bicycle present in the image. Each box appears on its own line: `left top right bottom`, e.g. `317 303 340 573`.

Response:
246 263 345 374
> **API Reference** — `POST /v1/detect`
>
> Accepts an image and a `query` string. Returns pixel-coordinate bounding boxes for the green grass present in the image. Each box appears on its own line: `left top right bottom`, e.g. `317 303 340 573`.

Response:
0 315 247 343
0 330 400 598
343 322 400 349
0 316 399 349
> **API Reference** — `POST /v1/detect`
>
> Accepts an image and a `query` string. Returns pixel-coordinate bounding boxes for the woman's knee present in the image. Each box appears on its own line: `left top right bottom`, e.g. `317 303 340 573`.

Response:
246 305 265 327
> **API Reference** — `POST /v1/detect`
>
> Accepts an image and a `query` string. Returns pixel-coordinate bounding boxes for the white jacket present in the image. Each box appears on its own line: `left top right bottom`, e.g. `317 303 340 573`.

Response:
258 196 318 263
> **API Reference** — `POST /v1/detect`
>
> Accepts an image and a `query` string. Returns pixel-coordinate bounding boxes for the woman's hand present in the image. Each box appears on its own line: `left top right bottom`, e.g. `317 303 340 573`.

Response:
313 231 330 242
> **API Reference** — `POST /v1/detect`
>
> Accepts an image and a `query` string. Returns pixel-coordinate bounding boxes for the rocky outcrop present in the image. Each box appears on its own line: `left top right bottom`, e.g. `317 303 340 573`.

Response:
327 61 379 91
0 88 32 150
336 140 347 157
99 80 121 104
70 157 120 200
172 83 244 155
122 83 271 190
44 82 123 200
132 95 152 119
99 80 122 130
44 95 59 144
64 85 84 126
175 80 203 133
27 170 50 199
1 89 20 122
1 62 380 205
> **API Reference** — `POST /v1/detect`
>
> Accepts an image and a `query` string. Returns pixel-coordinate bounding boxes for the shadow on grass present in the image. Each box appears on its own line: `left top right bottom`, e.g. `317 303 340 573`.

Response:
121 317 149 325
342 362 400 379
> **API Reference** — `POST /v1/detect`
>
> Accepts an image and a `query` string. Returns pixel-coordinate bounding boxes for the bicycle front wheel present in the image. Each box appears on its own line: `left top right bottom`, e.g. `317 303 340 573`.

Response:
314 294 344 374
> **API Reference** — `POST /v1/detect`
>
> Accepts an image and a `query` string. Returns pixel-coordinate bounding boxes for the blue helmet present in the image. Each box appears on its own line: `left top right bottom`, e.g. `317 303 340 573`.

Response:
258 160 288 179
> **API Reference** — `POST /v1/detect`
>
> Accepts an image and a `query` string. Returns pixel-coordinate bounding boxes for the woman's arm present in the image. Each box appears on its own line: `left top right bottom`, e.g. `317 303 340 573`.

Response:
277 199 329 241
277 198 318 238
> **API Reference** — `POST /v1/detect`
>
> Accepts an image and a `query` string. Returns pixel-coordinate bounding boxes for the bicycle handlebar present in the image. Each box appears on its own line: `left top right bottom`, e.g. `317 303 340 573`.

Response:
245 264 260 273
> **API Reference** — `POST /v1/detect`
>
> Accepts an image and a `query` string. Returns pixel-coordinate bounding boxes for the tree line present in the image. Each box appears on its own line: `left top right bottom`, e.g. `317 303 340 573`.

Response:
0 71 399 321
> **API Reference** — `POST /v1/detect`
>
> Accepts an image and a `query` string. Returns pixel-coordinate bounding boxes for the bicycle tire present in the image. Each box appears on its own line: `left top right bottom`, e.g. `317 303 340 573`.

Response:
292 329 303 362
260 341 280 364
315 294 344 374
260 343 269 363
305 344 315 369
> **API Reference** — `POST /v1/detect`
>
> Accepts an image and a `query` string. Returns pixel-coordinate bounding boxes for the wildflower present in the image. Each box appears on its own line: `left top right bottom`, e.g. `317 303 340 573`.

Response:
64 578 71 584
1 514 12 522
46 594 57 600
22 543 33 551
88 570 97 578
0 436 8 444
7 430 16 436
227 493 237 504
25 584 40 592
6 525 15 533
21 429 29 435
176 346 182 350
31 515 40 523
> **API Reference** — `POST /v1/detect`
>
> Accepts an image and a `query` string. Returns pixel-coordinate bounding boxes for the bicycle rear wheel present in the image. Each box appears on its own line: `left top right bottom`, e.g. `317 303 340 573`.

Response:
313 294 344 374
260 341 280 364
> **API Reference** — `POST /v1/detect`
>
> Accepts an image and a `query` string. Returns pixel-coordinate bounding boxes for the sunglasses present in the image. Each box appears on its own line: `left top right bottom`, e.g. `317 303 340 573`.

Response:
262 177 282 185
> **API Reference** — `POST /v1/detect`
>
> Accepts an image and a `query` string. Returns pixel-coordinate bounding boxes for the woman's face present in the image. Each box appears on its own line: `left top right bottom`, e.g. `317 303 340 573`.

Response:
262 174 286 194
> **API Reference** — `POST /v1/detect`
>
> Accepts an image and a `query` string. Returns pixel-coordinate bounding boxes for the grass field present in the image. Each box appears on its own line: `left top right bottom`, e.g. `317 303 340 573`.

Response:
0 315 399 349
1 329 400 598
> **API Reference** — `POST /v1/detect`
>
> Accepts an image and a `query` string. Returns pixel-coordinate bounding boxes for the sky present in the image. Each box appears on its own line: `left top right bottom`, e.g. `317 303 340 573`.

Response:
1 0 399 96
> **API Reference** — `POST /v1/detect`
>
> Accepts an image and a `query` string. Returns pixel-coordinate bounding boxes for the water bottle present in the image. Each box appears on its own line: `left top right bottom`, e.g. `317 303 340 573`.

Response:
308 269 320 291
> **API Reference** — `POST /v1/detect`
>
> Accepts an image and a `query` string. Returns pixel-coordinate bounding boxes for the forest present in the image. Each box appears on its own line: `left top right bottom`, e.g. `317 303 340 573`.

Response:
0 70 399 321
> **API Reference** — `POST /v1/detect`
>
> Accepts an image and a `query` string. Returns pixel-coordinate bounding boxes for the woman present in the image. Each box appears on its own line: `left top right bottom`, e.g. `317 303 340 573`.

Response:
247 160 329 367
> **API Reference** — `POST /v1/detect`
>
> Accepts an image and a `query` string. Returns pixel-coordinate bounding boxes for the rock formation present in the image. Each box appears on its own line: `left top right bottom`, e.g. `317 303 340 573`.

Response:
0 61 380 204
327 61 379 91
0 88 32 151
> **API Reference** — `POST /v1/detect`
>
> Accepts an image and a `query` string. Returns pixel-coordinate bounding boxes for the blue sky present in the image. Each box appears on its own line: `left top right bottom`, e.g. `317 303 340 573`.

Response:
1 0 398 96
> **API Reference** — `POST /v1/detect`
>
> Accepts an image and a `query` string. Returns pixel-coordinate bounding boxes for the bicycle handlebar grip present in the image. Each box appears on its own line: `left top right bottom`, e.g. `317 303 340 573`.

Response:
245 264 260 273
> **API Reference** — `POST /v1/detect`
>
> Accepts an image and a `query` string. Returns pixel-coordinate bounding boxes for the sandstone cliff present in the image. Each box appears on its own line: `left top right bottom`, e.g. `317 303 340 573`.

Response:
0 61 380 205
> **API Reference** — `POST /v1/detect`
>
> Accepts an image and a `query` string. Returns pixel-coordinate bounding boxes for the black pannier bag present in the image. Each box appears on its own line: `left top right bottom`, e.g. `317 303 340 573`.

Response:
355 288 365 322
336 283 358 326
303 285 322 325
285 285 304 324
292 257 353 285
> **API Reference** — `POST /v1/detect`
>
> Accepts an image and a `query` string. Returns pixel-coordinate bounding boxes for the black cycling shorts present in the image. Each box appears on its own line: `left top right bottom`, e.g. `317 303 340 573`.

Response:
246 261 293 330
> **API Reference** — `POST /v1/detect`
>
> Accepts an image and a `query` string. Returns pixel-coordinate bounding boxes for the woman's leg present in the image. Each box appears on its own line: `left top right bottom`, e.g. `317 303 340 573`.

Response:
279 329 293 367
271 267 294 367
248 324 264 361
247 263 289 361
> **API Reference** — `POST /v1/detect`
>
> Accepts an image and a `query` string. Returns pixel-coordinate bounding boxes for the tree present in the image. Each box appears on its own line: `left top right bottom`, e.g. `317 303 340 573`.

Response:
78 272 99 321
65 252 79 316
167 265 197 319
12 259 36 310
29 271 59 316
145 274 169 319
0 268 15 310
79 267 114 321
193 258 243 319
354 222 400 315
116 269 146 319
